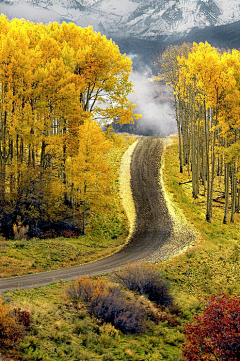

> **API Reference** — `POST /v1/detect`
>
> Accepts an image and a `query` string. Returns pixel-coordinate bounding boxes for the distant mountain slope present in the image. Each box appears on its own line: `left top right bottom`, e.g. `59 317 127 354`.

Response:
113 19 240 71
1 0 240 38
1 0 240 71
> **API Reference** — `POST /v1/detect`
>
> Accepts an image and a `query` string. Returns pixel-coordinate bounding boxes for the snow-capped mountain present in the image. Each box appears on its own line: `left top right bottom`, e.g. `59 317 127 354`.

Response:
1 0 240 39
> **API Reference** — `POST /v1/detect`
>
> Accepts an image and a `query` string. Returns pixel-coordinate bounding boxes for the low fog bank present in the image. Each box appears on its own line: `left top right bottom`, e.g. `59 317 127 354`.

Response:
127 71 177 136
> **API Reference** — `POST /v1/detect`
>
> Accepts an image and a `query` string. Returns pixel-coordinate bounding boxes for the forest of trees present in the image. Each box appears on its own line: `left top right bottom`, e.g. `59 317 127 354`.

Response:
160 42 240 224
0 15 138 238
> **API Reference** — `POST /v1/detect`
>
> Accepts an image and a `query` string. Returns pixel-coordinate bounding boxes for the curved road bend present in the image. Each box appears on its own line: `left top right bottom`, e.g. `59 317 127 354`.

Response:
0 137 173 292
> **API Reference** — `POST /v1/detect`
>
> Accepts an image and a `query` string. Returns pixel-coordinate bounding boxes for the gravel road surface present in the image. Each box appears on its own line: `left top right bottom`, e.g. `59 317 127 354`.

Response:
0 137 173 292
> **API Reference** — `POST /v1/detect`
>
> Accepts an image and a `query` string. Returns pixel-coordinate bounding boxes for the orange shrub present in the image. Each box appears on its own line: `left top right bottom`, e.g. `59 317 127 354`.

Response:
0 298 23 348
67 277 106 302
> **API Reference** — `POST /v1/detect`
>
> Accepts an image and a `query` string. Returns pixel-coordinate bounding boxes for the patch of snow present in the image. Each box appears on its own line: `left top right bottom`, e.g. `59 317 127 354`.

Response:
0 2 60 23
215 0 240 23
95 0 138 16
1 0 240 38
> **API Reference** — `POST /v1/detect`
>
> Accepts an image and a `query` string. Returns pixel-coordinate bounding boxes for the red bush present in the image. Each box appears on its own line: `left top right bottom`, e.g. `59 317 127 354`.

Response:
182 294 240 360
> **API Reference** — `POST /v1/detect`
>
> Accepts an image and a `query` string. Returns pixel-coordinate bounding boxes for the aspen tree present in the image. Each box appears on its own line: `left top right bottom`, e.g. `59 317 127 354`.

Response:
66 119 112 234
177 43 235 221
158 43 191 173
0 16 138 237
160 41 240 224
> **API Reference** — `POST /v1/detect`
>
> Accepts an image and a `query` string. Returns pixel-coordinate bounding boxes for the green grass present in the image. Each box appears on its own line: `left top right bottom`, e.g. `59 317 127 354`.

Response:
159 136 240 298
4 281 190 361
0 135 135 278
0 234 126 277
2 135 239 361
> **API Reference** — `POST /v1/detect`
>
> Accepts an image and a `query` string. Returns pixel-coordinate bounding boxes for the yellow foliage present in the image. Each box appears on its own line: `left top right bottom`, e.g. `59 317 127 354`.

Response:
159 42 240 222
0 15 137 235
66 118 112 207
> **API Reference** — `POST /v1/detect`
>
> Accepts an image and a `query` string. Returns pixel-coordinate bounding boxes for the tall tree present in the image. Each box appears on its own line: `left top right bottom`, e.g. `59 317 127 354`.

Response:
0 15 138 237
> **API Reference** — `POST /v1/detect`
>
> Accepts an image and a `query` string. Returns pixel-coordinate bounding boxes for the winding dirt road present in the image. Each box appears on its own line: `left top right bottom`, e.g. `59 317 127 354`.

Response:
0 137 173 292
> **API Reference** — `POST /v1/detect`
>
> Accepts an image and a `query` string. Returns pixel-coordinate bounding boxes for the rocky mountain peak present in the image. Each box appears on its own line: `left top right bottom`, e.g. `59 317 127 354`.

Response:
1 0 240 39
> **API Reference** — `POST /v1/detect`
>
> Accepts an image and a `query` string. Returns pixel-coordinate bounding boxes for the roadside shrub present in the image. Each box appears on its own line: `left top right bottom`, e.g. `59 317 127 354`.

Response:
182 294 240 360
113 262 173 306
67 277 105 303
90 285 146 334
67 278 146 334
0 299 24 348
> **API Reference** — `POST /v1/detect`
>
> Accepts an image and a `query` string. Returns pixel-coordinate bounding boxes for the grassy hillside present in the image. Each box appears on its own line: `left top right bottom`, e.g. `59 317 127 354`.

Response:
4 280 188 361
1 136 239 361
159 136 239 299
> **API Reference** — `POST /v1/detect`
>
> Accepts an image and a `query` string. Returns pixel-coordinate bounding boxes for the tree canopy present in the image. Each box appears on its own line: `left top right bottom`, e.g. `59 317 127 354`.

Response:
158 42 240 223
0 15 138 238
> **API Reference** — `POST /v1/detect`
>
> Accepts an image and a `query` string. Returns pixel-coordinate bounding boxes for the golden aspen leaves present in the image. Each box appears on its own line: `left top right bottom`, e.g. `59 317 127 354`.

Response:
0 15 136 236
158 42 240 224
